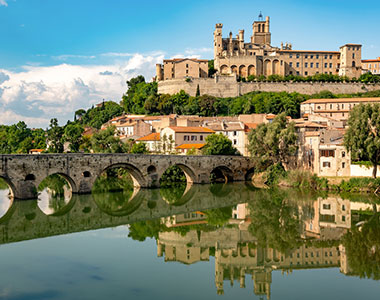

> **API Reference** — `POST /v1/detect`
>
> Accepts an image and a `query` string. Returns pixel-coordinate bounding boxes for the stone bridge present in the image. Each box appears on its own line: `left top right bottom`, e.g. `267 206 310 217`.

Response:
0 154 255 199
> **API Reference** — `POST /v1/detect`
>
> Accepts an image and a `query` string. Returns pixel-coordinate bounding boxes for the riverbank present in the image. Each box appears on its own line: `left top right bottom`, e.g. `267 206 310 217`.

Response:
256 166 380 194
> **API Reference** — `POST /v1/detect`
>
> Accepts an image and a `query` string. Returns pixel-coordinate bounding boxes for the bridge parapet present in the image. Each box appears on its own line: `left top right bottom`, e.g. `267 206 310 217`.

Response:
0 154 255 199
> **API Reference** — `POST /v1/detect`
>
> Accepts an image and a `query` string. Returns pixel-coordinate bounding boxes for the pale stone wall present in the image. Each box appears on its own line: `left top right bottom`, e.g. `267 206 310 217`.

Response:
158 76 380 97
350 164 380 177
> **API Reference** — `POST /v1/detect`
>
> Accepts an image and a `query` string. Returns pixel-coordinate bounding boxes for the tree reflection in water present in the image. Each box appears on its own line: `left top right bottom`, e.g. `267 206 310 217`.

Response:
37 174 72 215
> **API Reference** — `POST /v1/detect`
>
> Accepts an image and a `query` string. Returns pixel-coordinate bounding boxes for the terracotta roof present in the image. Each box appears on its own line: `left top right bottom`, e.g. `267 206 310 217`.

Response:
305 131 320 137
167 126 215 133
362 59 380 63
136 132 160 141
244 123 258 132
176 143 206 149
29 149 44 152
295 122 327 128
266 114 276 119
301 97 380 104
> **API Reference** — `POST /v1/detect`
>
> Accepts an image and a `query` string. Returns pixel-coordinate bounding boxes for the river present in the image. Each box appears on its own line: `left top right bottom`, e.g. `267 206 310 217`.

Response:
0 176 379 300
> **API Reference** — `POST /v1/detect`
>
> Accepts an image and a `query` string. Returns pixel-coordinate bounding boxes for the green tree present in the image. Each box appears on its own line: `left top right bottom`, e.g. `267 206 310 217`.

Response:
90 126 126 153
202 133 239 155
248 113 298 169
208 59 217 77
64 123 84 152
47 118 64 153
344 103 380 178
130 142 149 154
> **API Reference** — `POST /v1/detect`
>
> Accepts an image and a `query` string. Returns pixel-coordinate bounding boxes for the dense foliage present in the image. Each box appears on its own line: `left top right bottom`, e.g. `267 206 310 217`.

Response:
248 113 298 169
202 133 239 156
344 103 380 178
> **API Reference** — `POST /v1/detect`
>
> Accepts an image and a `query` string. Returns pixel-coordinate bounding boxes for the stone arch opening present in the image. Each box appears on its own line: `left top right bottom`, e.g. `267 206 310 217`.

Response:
245 168 255 182
0 176 15 199
264 60 272 76
248 65 256 76
25 174 36 181
210 166 234 183
272 59 280 75
239 65 247 77
101 163 145 188
231 65 238 75
147 165 156 174
37 173 74 216
256 59 263 76
82 171 91 178
220 65 229 74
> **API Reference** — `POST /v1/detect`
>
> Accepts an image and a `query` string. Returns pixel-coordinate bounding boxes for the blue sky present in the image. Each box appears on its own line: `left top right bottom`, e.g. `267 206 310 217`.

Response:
1 0 380 127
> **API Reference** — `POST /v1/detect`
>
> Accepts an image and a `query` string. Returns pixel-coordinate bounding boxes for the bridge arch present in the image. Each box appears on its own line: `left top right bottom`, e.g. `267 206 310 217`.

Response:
0 175 15 198
245 167 255 182
101 163 146 188
210 166 234 183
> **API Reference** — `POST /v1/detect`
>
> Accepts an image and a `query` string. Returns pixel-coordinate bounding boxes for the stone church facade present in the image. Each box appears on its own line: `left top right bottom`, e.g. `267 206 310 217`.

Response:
214 14 362 79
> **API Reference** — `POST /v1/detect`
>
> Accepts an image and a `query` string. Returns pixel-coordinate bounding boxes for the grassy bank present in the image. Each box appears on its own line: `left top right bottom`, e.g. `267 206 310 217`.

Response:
261 164 380 194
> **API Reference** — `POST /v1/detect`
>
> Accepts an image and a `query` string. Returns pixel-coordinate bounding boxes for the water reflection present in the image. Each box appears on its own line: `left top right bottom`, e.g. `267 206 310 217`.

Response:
0 177 13 219
0 182 380 298
37 174 72 215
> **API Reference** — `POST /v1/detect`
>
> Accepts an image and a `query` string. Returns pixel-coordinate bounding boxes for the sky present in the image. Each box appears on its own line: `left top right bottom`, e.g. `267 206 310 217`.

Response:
1 0 380 128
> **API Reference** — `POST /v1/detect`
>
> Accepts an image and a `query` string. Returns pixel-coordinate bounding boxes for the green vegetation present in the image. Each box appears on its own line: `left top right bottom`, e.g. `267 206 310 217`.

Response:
343 212 380 280
248 188 302 252
0 121 46 154
344 103 380 178
240 73 380 84
248 113 298 169
90 126 129 153
202 133 239 155
92 168 133 194
159 165 187 188
0 178 9 190
130 142 149 154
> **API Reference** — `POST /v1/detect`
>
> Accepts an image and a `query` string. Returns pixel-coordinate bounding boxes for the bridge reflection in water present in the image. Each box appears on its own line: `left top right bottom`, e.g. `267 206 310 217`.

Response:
0 180 379 299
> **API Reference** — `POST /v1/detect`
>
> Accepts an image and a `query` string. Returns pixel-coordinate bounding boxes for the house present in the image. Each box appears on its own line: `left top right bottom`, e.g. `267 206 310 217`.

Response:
136 133 161 153
160 126 215 154
175 143 205 155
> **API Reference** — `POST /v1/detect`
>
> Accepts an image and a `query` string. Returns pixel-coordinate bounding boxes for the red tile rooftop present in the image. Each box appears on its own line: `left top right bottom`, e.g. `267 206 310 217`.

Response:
136 132 160 141
301 97 380 104
167 126 215 133
176 143 206 149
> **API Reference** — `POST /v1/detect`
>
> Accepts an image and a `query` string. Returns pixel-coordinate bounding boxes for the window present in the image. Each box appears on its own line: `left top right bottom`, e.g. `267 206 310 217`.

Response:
324 63 328 68
316 55 319 59
352 53 355 59
289 54 293 58
329 63 332 68
323 204 331 210
184 135 189 141
296 62 300 68
290 62 293 67
310 55 314 59
191 135 197 141
310 63 314 68
330 55 333 59
342 205 346 211
316 63 319 68
305 62 308 68
305 55 308 59
342 162 345 168
200 135 203 141
233 139 237 145
233 131 237 136
305 71 308 76
296 54 300 59
323 162 331 168
330 104 333 109
342 216 346 222
324 55 328 59
321 150 335 157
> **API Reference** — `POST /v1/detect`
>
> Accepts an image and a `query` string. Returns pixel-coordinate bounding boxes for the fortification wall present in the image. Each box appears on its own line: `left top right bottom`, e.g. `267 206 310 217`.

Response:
158 76 380 97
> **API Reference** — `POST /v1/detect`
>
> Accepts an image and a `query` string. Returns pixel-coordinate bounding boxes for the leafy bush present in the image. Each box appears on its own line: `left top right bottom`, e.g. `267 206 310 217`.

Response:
264 163 287 185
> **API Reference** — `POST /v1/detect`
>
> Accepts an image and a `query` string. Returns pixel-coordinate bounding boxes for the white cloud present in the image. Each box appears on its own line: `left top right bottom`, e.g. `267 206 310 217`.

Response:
0 0 8 7
0 52 164 128
52 54 96 61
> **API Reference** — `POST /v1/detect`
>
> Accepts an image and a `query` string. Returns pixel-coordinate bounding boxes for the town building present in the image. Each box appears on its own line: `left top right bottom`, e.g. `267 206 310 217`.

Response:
156 58 209 81
159 126 214 154
135 132 161 153
300 97 380 121
362 57 380 74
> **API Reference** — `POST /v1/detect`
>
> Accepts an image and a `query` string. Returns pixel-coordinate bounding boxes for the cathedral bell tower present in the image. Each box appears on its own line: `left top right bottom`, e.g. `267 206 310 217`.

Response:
251 13 271 46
